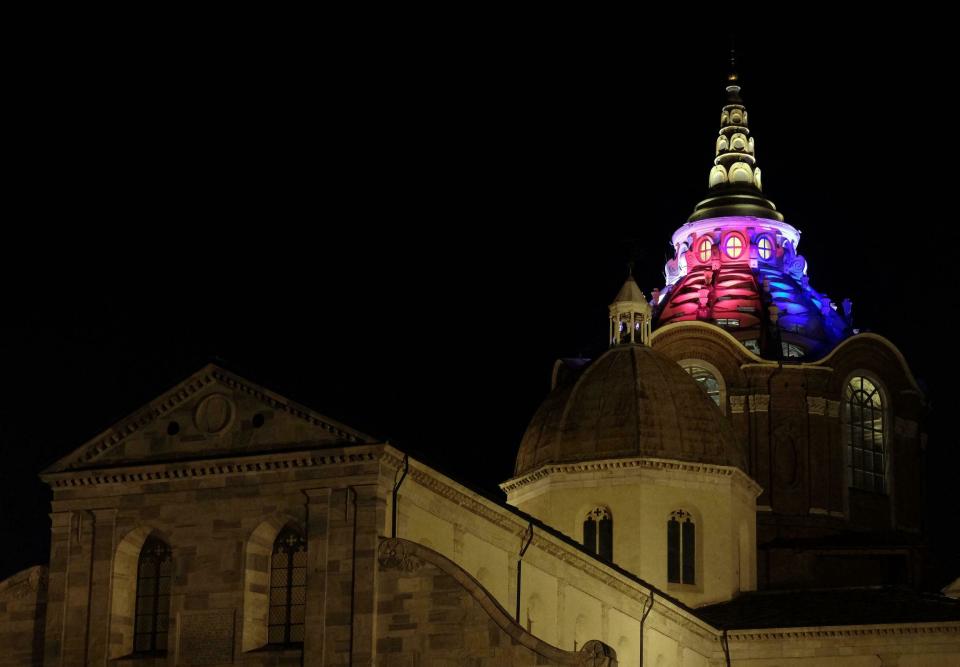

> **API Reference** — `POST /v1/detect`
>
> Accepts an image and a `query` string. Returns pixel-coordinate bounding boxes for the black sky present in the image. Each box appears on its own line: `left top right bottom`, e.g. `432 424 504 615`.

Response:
3 16 956 583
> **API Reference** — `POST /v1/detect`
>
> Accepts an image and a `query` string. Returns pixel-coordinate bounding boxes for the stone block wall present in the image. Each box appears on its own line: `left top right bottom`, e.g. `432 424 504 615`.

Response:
0 566 47 667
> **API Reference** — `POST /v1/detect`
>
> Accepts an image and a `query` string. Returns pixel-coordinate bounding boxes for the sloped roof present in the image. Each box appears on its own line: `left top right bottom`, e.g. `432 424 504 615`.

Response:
696 587 960 630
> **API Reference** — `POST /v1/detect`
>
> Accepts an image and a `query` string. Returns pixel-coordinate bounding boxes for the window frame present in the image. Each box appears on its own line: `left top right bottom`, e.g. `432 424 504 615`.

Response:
678 359 727 414
133 536 173 656
841 372 889 496
666 509 698 587
268 526 308 646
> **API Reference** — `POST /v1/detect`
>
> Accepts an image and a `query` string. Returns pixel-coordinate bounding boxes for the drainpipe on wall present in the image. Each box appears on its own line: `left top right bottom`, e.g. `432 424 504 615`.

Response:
638 591 654 666
721 628 731 666
391 454 409 538
515 523 534 622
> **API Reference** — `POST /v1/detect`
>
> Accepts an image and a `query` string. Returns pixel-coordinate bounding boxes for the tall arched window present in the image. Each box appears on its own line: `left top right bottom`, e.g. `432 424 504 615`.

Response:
134 537 172 654
843 376 886 493
269 527 307 645
667 510 695 584
583 507 613 561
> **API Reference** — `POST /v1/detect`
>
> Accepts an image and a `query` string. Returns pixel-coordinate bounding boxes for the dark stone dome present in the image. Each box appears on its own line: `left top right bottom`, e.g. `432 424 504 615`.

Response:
514 345 746 476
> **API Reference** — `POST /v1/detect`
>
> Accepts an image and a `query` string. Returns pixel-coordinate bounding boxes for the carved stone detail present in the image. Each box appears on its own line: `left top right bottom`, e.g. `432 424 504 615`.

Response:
806 396 827 415
826 400 841 418
729 395 747 414
750 394 770 413
378 538 424 572
579 640 617 667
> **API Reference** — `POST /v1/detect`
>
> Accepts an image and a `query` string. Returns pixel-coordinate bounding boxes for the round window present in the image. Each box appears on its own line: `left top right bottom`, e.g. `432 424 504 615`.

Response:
697 237 712 262
757 236 773 260
725 234 745 259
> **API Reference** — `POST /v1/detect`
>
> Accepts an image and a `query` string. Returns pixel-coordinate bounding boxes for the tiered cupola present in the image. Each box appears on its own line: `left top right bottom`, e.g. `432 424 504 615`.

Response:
653 58 852 360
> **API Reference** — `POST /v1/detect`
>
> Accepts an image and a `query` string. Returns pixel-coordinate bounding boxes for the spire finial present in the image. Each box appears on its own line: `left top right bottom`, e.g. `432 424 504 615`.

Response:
627 261 634 278
728 35 739 83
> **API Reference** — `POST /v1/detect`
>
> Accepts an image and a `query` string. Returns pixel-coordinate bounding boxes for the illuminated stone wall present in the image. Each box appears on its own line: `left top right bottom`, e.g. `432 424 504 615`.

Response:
0 566 46 667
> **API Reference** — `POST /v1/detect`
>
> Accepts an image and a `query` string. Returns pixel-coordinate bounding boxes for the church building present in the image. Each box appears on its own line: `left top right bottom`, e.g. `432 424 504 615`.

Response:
2 66 959 666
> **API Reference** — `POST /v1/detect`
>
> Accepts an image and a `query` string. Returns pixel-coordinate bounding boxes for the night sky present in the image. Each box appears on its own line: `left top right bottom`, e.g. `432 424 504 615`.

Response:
3 18 956 585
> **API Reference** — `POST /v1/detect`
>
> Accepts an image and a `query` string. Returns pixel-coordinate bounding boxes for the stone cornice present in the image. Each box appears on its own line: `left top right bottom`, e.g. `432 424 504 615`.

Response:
499 456 762 498
45 364 370 474
727 620 960 642
42 445 386 489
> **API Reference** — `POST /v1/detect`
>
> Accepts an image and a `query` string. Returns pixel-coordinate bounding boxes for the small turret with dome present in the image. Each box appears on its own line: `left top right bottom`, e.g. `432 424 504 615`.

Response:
608 269 652 347
654 54 852 360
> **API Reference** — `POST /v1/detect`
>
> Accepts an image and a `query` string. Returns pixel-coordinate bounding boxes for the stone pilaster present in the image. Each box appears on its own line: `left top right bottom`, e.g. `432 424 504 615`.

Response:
43 512 72 667
749 394 771 509
85 509 117 666
350 484 384 666
807 397 829 514
323 488 354 666
303 488 331 665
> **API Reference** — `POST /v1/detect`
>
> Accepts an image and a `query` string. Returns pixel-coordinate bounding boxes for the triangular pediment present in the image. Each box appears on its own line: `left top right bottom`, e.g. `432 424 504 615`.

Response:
44 364 374 473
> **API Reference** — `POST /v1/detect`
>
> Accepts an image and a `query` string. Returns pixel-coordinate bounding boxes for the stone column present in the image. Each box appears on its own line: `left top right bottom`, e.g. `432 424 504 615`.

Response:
750 395 772 511
85 509 117 666
323 488 354 666
47 511 94 667
43 512 73 667
807 397 830 514
350 484 384 666
303 488 331 665
826 399 844 516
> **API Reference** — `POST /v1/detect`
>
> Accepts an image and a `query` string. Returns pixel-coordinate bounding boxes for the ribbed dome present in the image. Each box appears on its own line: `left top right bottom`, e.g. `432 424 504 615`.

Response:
514 345 745 476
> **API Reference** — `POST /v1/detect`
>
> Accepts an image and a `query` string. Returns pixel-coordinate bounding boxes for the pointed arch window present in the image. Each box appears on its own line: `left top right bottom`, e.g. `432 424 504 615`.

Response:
667 510 695 584
269 527 307 645
134 537 172 654
583 507 613 561
843 376 886 493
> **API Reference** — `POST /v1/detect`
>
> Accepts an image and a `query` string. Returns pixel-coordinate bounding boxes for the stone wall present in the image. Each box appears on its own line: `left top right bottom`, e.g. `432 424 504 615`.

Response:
376 537 616 666
0 566 46 667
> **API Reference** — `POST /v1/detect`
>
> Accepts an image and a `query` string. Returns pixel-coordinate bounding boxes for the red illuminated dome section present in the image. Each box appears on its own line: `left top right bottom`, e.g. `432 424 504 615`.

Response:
657 225 765 349
654 217 851 359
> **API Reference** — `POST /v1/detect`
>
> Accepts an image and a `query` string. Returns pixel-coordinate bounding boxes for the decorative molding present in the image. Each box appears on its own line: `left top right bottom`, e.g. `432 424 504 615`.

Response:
378 538 424 572
43 449 382 489
727 621 960 642
826 400 841 419
806 397 827 416
808 507 829 515
757 505 773 512
499 456 761 497
749 394 770 413
729 395 747 414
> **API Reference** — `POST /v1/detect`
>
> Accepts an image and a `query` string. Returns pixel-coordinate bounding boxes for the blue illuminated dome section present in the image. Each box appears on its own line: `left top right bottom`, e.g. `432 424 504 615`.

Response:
650 66 852 360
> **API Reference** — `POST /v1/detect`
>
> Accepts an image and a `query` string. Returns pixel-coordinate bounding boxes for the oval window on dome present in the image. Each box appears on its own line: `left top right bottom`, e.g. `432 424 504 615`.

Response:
697 237 712 262
757 236 773 260
724 234 745 259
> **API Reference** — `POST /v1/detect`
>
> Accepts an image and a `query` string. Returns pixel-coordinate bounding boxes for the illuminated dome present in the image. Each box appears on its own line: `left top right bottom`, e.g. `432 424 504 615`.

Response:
654 59 852 360
514 344 746 476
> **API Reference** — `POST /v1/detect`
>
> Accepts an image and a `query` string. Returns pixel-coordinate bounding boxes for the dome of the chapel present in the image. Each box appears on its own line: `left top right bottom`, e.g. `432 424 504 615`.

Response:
514 345 746 476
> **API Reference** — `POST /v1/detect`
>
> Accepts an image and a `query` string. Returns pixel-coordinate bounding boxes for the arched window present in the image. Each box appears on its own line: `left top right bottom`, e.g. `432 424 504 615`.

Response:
843 376 886 493
667 510 695 584
679 360 725 410
583 507 613 561
134 537 172 654
269 527 307 645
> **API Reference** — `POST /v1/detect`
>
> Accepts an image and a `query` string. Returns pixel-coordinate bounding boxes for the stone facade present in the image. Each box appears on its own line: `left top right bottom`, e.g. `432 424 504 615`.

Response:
651 323 927 590
0 364 957 665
